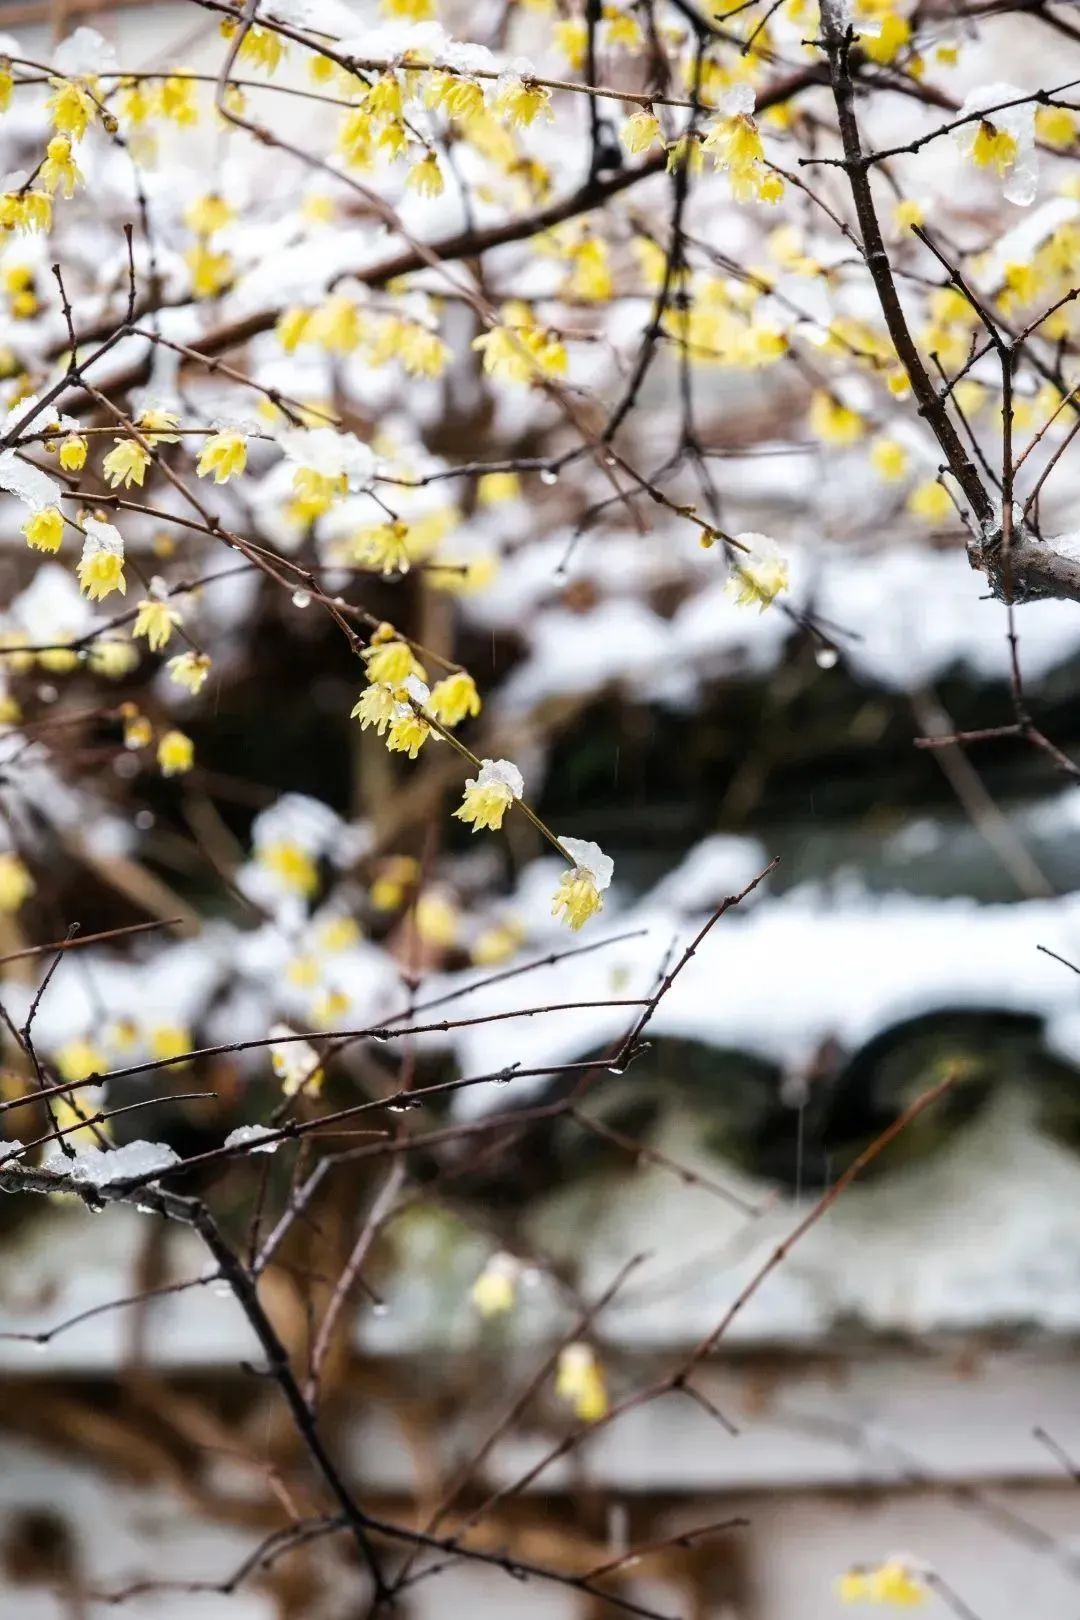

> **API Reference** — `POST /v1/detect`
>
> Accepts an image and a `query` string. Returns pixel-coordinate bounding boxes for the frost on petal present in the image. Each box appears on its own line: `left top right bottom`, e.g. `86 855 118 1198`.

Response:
401 673 431 705
476 758 525 798
958 81 1030 124
277 426 375 487
0 451 63 513
82 516 124 555
1003 153 1038 207
722 83 756 118
251 792 344 859
558 836 614 890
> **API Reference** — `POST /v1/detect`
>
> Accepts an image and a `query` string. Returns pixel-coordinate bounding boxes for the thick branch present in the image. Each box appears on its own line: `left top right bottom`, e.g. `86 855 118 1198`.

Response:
817 0 994 528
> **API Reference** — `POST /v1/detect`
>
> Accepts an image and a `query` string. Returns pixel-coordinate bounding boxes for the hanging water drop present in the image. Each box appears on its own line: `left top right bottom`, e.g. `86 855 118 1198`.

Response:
815 645 839 670
540 468 558 486
292 589 311 609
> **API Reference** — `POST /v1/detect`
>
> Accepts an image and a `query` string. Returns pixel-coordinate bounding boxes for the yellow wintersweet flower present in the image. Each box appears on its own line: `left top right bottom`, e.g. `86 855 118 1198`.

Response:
90 640 138 678
58 433 87 471
471 1251 520 1316
354 520 412 575
0 851 33 912
860 11 911 63
386 704 432 758
184 192 234 235
415 889 459 946
56 1040 105 1084
338 105 374 167
551 836 613 931
77 522 126 600
0 190 52 235
728 539 790 611
0 69 12 113
219 19 286 74
970 118 1018 177
149 1024 191 1063
474 304 567 383
429 670 481 726
285 954 320 989
603 5 642 48
351 683 398 735
892 198 924 231
379 122 410 160
426 73 485 123
196 430 247 483
809 390 865 445
40 136 82 199
454 759 524 832
370 855 419 910
314 915 361 951
154 76 198 125
102 438 151 489
621 107 664 155
703 92 776 202
185 242 233 298
666 132 705 176
871 437 908 480
477 471 520 505
366 73 403 121
277 306 312 352
133 599 181 652
167 651 211 694
308 296 362 356
471 920 524 966
381 0 435 19
292 466 346 514
399 325 450 377
953 380 987 418
269 1023 324 1097
1036 105 1077 146
554 18 588 67
363 631 425 686
837 1569 873 1602
555 1343 608 1421
158 729 194 776
22 506 64 553
135 408 180 446
494 78 553 128
907 479 953 523
46 77 97 141
118 79 153 127
260 839 319 897
868 1560 927 1607
567 237 612 301
406 153 444 198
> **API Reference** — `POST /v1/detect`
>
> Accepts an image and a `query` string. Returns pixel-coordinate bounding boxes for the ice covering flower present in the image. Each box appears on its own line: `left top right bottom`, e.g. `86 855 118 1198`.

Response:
269 1022 323 1096
727 534 789 611
955 83 1037 206
551 837 614 931
77 517 125 600
454 759 524 832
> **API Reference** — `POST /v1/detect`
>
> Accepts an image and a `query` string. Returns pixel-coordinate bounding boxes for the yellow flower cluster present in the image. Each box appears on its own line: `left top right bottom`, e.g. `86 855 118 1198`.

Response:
474 302 568 384
555 1343 608 1421
837 1559 927 1607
